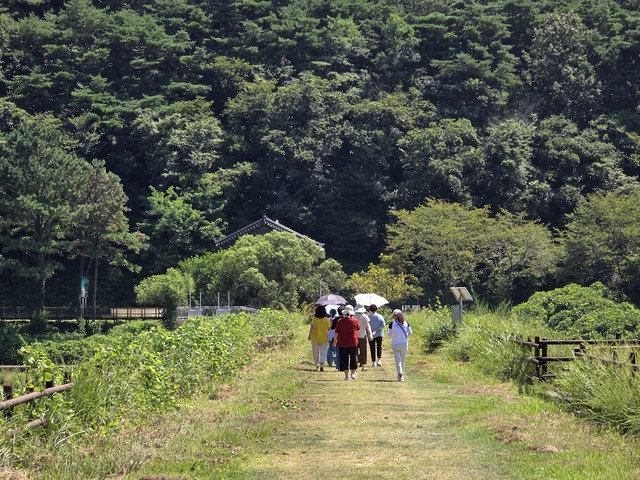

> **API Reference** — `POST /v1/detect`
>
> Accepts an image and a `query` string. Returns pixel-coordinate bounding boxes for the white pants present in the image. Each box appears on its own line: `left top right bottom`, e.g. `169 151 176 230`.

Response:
311 342 329 366
392 342 408 375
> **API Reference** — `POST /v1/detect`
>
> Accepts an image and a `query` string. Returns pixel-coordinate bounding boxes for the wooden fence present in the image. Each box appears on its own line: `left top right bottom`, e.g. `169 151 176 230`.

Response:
0 306 163 321
1 373 73 433
513 334 640 381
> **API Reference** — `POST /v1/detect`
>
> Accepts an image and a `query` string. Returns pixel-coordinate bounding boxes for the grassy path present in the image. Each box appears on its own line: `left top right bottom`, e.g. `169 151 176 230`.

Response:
128 324 640 480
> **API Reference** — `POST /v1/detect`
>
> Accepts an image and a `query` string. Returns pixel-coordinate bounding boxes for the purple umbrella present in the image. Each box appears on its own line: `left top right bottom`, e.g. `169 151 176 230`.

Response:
315 294 347 306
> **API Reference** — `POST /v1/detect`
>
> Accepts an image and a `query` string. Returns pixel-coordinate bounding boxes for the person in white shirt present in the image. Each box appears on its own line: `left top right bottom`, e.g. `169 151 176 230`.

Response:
387 309 413 382
354 305 373 371
368 304 385 367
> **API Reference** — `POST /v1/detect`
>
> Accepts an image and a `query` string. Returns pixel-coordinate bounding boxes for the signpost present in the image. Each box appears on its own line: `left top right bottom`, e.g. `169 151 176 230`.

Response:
450 286 473 326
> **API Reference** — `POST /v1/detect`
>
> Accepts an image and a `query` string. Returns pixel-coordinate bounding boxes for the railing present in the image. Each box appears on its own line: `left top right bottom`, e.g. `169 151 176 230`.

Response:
175 305 259 323
2 373 73 433
0 307 163 321
513 334 640 381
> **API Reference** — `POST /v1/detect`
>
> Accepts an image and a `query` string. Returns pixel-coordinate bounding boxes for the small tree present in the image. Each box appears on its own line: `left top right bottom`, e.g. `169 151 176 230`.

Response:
135 268 194 329
346 264 422 305
71 161 147 320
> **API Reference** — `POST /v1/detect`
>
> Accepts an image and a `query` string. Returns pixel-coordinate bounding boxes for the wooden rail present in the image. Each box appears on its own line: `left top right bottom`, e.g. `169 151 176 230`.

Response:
0 306 163 321
0 383 74 412
512 334 640 381
2 371 74 434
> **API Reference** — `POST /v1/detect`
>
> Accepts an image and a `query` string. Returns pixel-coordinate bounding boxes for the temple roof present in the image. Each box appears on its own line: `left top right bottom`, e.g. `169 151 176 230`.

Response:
215 215 324 249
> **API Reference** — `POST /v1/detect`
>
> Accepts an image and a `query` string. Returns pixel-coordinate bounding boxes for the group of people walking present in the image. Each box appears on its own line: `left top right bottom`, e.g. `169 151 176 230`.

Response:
308 303 413 382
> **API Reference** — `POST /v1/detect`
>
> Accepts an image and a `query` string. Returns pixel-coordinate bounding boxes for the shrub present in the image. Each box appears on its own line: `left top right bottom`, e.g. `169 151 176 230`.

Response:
513 282 640 338
2 309 301 453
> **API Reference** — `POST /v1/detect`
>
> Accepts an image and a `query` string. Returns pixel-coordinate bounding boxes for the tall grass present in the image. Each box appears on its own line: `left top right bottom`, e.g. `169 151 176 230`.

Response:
414 304 640 437
550 347 640 435
0 309 302 476
412 304 561 385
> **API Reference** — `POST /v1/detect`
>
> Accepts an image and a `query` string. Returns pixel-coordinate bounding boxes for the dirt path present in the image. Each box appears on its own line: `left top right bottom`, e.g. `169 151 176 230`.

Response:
131 326 640 480
233 357 511 480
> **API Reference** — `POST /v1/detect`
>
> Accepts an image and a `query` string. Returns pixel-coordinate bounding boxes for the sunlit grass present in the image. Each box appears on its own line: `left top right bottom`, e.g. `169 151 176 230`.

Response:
7 309 640 479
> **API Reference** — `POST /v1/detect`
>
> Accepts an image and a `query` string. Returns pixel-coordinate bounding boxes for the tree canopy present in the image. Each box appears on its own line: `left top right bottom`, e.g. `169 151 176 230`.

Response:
0 0 639 310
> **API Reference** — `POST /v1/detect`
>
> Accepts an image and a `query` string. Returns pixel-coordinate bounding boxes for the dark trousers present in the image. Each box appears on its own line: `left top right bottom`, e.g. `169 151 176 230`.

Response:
358 337 368 366
369 337 383 361
339 346 358 372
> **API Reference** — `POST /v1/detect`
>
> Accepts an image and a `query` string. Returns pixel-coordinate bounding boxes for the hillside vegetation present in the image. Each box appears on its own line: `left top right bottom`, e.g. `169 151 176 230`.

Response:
0 0 639 311
5 309 640 478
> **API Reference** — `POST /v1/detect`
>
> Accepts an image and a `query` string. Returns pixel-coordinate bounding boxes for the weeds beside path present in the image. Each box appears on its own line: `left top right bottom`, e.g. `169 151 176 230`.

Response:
129 324 640 480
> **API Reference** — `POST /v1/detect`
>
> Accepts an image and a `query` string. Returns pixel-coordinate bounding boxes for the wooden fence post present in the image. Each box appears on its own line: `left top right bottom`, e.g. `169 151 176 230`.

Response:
2 384 13 418
534 336 541 380
541 338 548 380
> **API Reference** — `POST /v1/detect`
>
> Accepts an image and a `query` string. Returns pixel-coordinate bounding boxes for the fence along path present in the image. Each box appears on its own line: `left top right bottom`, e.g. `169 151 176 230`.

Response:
0 307 163 321
513 334 640 380
1 374 73 434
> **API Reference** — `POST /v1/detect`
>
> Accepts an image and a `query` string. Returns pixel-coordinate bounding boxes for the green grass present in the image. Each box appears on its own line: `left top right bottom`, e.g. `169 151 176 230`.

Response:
8 312 640 479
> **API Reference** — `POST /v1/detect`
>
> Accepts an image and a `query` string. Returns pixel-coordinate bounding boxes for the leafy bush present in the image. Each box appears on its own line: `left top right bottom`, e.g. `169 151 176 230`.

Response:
1 309 300 459
513 282 640 338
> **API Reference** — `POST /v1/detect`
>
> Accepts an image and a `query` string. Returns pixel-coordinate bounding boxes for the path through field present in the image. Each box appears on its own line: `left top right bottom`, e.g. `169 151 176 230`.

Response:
226 358 510 479
130 326 640 480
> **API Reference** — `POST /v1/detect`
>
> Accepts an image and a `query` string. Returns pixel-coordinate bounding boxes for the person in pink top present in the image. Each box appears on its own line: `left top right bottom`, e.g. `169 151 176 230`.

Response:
333 305 360 380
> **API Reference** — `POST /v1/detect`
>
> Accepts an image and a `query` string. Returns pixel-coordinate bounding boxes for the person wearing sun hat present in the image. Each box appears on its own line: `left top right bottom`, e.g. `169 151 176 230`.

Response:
333 304 360 380
388 309 413 382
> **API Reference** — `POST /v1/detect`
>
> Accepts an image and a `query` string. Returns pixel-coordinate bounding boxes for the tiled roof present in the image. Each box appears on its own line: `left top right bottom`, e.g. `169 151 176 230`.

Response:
215 215 324 249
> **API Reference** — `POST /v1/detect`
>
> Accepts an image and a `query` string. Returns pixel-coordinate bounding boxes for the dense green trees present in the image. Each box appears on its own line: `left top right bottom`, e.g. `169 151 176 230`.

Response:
563 190 640 303
382 200 559 304
0 107 142 322
0 0 639 309
0 115 91 324
178 231 346 309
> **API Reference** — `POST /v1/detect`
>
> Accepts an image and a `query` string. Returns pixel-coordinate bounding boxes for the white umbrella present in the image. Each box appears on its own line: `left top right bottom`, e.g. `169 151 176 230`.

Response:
354 293 389 307
324 304 341 314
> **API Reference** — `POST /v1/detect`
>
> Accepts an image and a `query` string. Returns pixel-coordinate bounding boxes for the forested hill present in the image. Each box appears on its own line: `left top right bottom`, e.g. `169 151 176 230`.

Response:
0 0 638 306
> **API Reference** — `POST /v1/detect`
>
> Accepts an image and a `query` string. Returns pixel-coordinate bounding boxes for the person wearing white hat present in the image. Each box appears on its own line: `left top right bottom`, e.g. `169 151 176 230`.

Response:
354 304 373 371
388 309 413 382
333 305 360 380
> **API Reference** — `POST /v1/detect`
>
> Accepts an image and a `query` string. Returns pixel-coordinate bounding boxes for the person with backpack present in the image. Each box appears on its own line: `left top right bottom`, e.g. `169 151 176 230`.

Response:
388 309 413 382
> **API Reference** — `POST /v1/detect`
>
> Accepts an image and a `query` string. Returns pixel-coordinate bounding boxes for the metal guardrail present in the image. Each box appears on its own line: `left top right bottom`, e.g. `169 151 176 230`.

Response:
175 305 259 322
